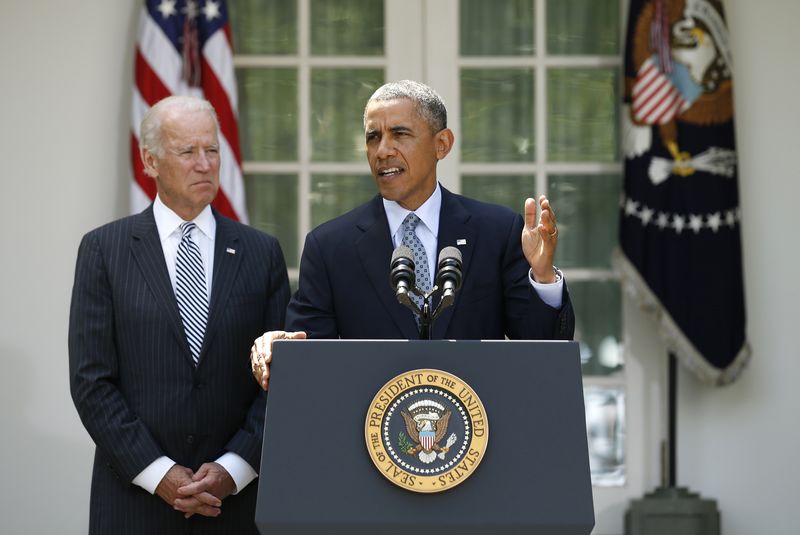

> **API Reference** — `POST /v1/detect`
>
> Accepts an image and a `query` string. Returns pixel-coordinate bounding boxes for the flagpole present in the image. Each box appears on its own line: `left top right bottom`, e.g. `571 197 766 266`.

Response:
668 352 677 487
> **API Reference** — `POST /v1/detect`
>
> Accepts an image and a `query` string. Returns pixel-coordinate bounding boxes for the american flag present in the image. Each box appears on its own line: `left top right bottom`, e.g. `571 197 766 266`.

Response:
131 0 247 222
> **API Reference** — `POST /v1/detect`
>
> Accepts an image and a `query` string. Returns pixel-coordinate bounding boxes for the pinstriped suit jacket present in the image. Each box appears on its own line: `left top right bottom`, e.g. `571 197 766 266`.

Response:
69 206 290 534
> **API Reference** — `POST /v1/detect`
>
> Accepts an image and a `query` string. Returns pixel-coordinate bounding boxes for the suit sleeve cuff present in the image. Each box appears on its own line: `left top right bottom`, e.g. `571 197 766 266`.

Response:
132 456 176 494
528 268 564 309
216 452 258 494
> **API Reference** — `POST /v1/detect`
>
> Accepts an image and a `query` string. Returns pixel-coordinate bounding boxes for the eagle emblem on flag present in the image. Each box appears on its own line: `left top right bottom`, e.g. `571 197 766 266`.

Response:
624 0 737 185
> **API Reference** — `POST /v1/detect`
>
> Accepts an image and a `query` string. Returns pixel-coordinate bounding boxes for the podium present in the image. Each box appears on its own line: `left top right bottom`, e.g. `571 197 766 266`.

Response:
255 340 594 534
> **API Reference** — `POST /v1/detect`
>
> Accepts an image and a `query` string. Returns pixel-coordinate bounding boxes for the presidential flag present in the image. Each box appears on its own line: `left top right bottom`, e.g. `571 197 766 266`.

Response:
616 0 749 385
131 0 247 222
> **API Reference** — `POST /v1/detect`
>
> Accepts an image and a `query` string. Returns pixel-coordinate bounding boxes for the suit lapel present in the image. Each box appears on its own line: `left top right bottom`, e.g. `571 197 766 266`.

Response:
130 207 192 362
199 212 242 364
356 197 419 339
433 188 477 339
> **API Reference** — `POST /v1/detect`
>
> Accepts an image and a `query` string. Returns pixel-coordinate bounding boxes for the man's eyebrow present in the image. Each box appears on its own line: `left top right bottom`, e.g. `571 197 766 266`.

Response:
390 125 413 134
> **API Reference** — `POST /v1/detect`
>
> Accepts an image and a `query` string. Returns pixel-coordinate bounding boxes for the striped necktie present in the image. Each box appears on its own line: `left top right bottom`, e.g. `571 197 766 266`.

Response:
401 213 431 326
175 222 208 365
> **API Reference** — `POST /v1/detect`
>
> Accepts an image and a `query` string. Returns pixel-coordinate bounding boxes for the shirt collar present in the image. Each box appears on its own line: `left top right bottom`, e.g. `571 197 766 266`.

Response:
153 194 216 242
383 182 442 238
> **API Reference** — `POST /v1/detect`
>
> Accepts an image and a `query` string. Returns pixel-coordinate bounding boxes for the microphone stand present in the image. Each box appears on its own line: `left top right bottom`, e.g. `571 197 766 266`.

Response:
412 286 452 340
419 298 432 340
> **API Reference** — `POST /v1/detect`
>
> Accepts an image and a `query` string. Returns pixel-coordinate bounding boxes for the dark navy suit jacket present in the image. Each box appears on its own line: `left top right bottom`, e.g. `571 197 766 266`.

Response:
286 187 574 340
69 206 290 534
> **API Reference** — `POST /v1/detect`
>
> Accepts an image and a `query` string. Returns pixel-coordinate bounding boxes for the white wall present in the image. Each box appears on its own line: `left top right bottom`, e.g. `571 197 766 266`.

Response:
0 2 137 532
0 1 797 534
675 0 800 532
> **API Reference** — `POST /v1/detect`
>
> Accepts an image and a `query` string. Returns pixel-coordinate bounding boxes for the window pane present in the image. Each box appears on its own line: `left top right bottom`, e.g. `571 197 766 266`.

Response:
546 0 619 55
570 280 623 376
311 174 376 228
246 174 299 268
461 175 533 214
460 0 534 56
461 69 535 162
310 0 384 56
310 69 383 162
548 174 621 268
229 0 297 55
547 68 619 162
584 386 626 486
237 68 298 161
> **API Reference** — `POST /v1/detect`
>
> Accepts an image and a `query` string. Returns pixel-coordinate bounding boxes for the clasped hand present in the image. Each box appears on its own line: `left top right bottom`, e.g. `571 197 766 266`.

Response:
155 462 236 518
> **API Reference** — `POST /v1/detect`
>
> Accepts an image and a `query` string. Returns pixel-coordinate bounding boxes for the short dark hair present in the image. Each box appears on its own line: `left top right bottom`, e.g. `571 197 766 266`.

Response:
364 80 447 133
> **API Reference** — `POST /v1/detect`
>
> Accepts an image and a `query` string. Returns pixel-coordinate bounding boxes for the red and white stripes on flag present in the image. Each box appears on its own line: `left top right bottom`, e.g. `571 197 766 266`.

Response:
631 56 690 125
131 0 247 222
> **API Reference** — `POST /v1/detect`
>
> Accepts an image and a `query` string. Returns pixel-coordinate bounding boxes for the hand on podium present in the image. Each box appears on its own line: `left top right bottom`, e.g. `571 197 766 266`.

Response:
250 331 307 390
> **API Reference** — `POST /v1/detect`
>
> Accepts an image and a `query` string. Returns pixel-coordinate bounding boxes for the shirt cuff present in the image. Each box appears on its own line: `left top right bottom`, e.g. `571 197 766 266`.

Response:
132 456 176 495
216 452 258 495
528 268 564 309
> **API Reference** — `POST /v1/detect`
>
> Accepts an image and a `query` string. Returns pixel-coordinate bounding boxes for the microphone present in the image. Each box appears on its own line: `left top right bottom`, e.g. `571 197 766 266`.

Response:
390 245 416 308
436 246 463 309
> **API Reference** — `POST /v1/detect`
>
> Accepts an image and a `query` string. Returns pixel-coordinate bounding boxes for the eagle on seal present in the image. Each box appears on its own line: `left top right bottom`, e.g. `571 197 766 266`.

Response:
401 403 452 464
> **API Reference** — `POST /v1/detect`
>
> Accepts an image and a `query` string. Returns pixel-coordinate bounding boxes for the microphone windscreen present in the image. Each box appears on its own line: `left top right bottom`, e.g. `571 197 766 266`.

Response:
392 245 414 264
438 246 462 266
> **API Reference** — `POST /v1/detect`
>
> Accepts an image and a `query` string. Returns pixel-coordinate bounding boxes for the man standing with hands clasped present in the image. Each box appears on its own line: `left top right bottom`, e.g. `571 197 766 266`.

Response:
69 96 290 533
250 80 574 390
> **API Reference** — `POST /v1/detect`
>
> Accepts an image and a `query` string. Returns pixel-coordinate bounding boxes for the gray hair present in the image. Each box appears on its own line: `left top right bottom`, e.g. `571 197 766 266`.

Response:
364 80 447 133
140 95 219 157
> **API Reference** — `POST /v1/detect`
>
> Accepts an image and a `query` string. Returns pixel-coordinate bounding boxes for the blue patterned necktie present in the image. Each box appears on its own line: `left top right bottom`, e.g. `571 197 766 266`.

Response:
175 222 208 365
401 213 431 325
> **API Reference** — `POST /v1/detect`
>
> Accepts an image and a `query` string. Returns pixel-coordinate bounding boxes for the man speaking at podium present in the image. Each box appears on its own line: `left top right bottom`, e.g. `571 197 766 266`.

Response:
251 80 574 390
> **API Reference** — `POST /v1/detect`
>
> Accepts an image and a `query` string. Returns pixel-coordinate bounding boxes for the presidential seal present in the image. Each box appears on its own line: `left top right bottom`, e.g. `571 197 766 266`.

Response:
364 369 488 493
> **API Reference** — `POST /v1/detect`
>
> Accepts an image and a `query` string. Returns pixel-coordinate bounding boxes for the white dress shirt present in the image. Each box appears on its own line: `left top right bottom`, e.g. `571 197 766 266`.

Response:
131 195 257 495
382 183 564 308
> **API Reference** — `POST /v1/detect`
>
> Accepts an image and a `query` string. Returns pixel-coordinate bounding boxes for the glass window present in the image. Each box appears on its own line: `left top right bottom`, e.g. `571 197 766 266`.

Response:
546 0 620 55
461 69 535 162
237 68 298 162
228 0 297 55
310 0 384 56
234 0 384 272
547 174 621 269
547 68 620 162
310 69 384 162
570 280 623 376
246 174 299 267
460 0 534 56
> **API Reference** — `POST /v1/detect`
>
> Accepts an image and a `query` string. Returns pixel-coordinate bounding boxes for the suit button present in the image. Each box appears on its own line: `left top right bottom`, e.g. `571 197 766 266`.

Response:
194 381 205 390
186 434 195 444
